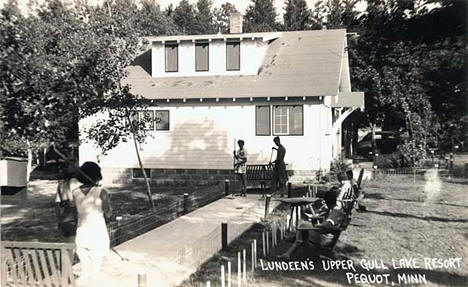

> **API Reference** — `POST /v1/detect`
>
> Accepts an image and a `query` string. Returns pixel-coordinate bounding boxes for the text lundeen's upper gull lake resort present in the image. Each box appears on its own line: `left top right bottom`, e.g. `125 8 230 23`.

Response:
259 257 463 285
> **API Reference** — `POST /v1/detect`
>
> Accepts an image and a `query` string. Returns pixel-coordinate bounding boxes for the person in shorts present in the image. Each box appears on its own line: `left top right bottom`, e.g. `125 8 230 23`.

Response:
233 140 248 196
270 136 288 196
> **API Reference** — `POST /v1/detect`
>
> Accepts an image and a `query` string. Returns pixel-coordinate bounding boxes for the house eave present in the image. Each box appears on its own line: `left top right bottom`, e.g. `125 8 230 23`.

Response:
147 32 281 44
330 92 365 109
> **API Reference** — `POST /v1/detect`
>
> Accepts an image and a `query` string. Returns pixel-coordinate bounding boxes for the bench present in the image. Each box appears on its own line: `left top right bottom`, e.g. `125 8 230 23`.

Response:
245 164 273 193
1 241 76 287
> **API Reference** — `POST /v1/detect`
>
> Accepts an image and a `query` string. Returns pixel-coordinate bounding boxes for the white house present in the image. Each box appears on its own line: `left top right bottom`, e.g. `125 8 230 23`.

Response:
79 20 364 186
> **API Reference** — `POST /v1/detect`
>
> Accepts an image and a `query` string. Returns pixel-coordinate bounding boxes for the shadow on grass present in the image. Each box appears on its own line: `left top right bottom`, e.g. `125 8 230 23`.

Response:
364 193 386 200
364 194 468 209
366 210 468 223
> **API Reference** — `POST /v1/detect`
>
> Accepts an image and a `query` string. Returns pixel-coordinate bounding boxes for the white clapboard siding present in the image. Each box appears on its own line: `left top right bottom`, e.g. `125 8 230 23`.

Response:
79 102 333 172
152 39 268 78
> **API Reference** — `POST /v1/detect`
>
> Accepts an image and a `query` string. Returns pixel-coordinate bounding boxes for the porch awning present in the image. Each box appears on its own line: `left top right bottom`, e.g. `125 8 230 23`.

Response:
331 92 364 109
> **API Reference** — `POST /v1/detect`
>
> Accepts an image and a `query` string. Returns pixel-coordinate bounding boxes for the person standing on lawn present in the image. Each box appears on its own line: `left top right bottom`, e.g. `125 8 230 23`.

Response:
270 136 288 196
233 139 248 196
55 165 81 242
73 162 112 287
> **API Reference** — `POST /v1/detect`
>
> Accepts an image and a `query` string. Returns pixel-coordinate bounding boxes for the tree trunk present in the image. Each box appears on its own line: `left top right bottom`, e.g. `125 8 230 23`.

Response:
370 122 377 157
132 134 155 211
127 112 155 211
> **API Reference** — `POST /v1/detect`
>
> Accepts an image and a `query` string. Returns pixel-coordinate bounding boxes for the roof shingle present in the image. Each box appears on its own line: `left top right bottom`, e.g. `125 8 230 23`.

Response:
124 29 347 100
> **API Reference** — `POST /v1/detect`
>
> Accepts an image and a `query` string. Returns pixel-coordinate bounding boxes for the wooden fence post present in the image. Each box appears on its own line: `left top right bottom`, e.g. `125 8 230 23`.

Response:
465 163 468 182
225 180 230 196
287 182 292 198
138 272 147 287
242 249 246 282
221 222 228 251
183 193 189 215
264 195 271 219
251 242 255 273
237 252 241 287
228 261 232 287
221 265 225 287
253 239 257 268
262 232 266 257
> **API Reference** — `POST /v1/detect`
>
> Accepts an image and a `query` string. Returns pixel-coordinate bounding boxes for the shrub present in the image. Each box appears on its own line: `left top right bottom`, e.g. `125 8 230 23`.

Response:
327 159 353 182
373 153 404 168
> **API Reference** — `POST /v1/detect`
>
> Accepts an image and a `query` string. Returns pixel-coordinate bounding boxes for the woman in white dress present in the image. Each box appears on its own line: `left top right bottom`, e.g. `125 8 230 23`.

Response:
73 162 112 287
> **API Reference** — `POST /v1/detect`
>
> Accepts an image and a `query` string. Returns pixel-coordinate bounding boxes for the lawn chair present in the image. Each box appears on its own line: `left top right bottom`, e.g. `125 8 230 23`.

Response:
279 170 365 259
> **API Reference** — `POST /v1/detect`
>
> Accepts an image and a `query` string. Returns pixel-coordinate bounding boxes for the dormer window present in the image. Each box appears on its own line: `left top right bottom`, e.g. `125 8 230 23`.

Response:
226 39 240 71
195 41 209 72
165 42 178 72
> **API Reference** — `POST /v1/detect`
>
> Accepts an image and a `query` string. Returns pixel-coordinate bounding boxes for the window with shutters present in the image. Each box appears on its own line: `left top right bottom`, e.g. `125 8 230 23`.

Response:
226 40 240 71
272 105 303 136
165 42 178 72
255 105 271 136
195 41 209 71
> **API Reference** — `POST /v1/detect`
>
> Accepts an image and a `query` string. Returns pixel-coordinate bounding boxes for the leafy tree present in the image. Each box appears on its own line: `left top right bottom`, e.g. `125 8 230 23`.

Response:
0 1 80 157
244 0 279 32
172 0 197 34
309 0 325 29
325 0 343 28
136 0 179 36
193 0 216 34
213 2 238 33
283 0 311 31
323 0 359 29
348 0 466 165
165 3 174 17
0 0 156 209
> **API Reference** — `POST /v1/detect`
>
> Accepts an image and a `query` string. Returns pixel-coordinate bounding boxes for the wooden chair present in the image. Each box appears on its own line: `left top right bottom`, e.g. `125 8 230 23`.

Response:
1 241 76 287
280 169 365 259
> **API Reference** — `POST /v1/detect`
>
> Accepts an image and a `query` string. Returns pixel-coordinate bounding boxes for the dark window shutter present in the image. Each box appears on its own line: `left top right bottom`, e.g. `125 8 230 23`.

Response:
195 42 209 71
165 43 178 72
256 106 271 136
226 40 240 71
156 110 170 130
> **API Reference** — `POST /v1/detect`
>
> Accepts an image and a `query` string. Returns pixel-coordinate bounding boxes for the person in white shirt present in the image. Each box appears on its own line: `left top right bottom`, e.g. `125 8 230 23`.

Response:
233 140 248 197
73 162 112 287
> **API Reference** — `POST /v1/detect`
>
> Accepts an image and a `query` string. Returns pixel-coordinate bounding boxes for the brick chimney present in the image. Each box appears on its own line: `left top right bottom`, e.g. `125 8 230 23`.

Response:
229 12 243 34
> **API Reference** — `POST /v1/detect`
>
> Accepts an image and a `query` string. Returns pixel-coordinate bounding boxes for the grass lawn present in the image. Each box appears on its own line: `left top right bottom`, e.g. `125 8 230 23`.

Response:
180 175 468 287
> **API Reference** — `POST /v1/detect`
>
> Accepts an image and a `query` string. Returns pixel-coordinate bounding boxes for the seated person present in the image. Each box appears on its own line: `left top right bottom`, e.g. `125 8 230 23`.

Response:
335 172 354 210
302 172 352 224
347 169 367 211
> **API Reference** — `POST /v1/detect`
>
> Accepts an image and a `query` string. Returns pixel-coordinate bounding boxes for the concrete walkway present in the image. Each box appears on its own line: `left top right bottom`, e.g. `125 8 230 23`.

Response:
94 194 278 287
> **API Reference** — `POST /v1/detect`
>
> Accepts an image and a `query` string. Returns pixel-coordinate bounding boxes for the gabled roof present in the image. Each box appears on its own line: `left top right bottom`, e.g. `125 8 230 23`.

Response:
124 29 347 100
